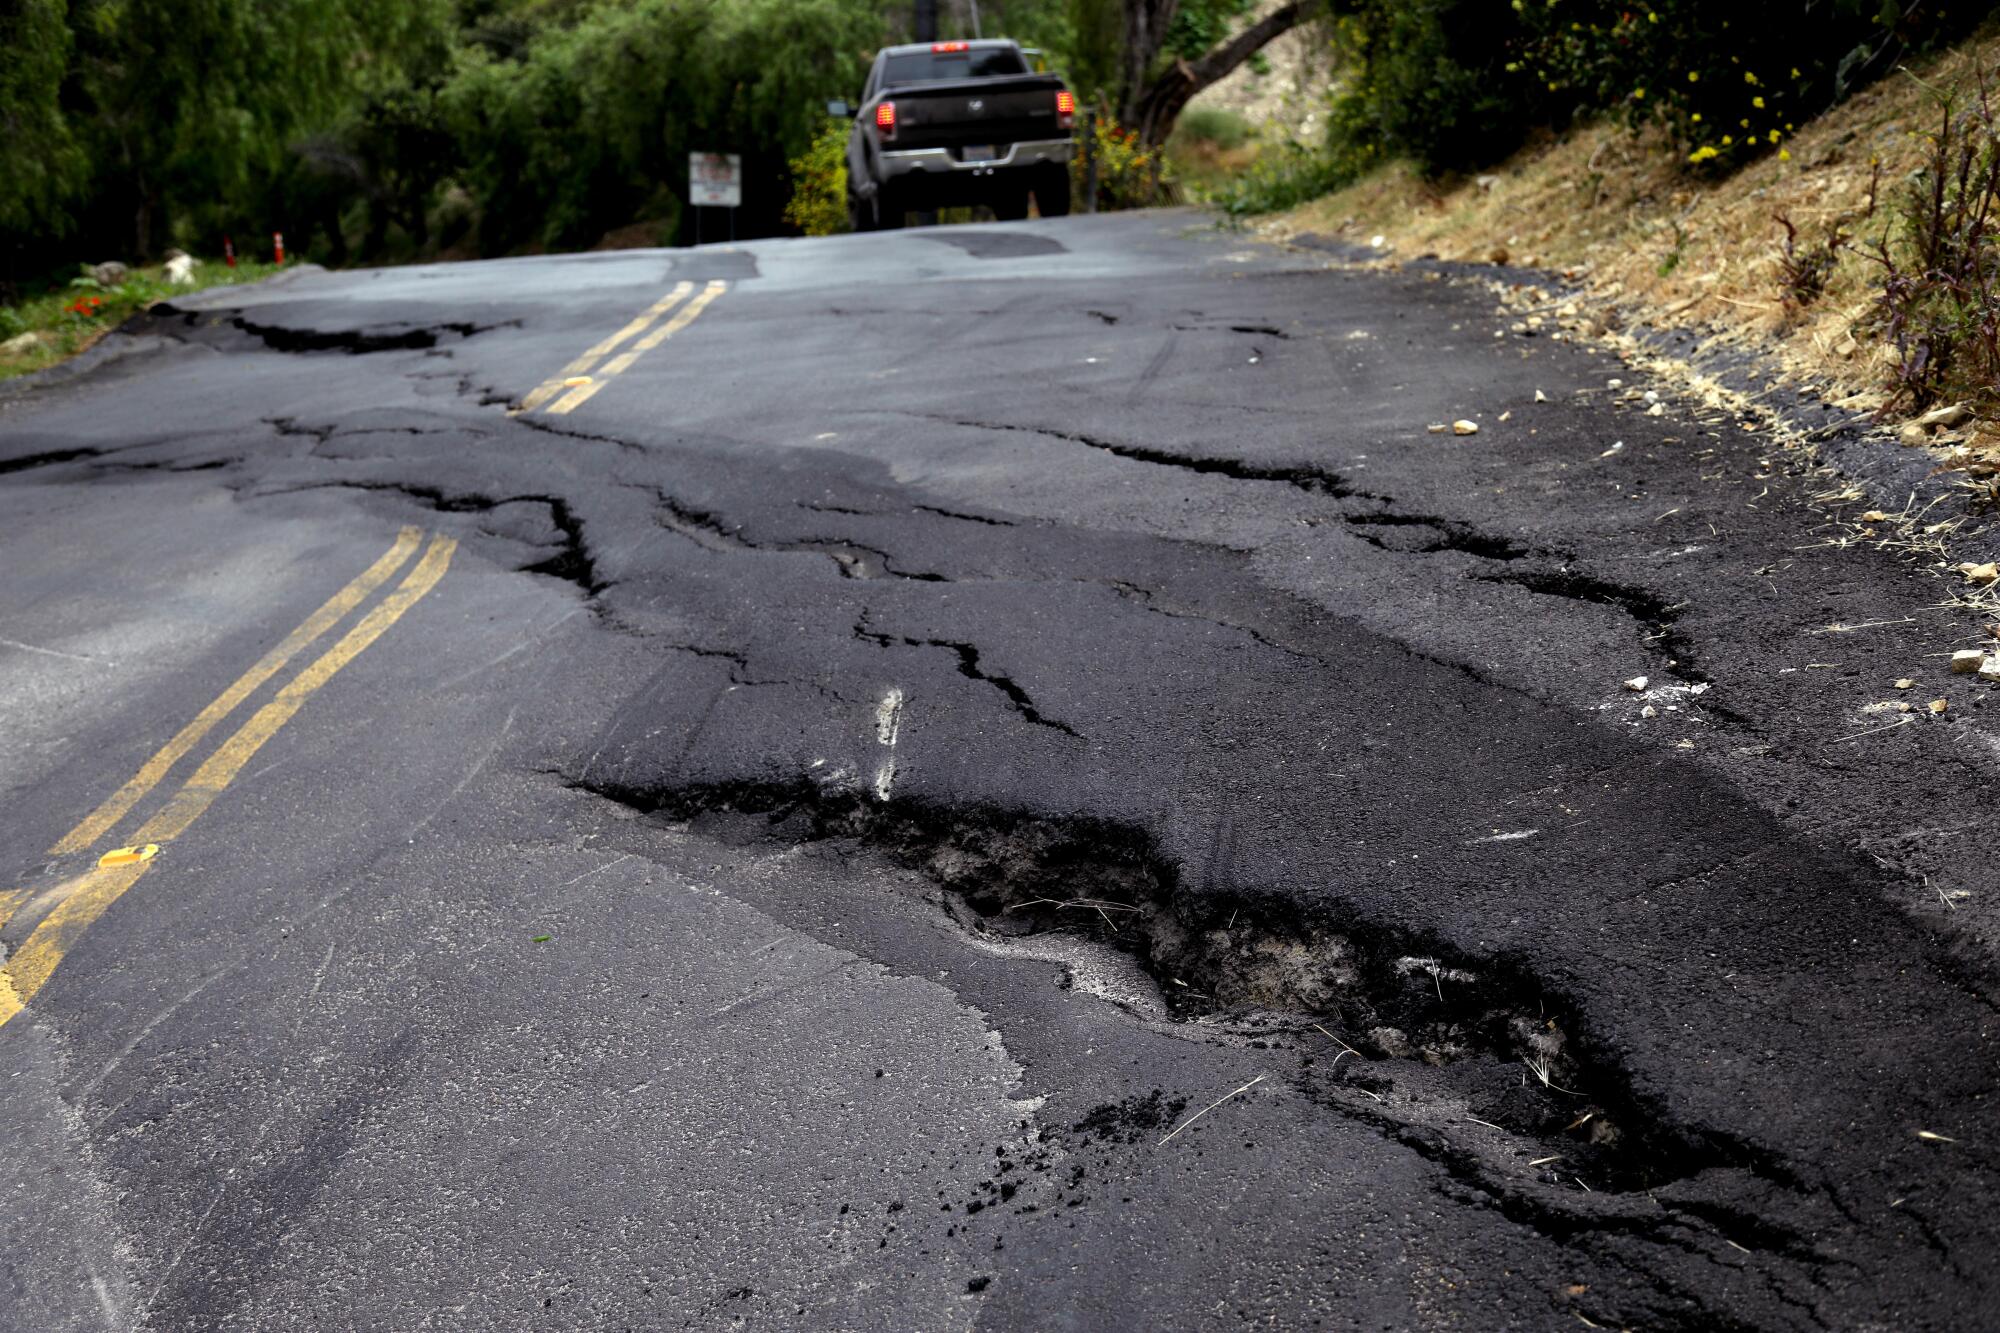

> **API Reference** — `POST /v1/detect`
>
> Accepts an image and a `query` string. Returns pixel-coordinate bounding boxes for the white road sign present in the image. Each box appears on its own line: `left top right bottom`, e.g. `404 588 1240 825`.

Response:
689 152 742 208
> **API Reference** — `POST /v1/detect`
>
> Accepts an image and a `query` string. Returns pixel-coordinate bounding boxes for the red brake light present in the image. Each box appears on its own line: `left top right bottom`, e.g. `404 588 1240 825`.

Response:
932 42 968 52
1055 89 1076 130
876 100 897 139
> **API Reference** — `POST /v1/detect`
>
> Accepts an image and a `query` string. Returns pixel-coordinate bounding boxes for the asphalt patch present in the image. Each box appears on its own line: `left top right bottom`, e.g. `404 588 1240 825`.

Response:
920 232 1068 259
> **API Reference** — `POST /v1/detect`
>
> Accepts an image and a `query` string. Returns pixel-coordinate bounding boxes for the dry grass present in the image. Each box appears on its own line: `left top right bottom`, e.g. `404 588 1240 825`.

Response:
1260 25 2000 474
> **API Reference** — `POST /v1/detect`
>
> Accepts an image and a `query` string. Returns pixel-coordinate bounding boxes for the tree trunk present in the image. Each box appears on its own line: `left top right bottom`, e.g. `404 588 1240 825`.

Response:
1118 0 1180 128
1128 2 1308 147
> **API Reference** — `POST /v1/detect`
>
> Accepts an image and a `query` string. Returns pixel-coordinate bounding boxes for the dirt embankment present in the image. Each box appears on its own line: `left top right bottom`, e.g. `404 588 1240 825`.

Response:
1264 28 2000 464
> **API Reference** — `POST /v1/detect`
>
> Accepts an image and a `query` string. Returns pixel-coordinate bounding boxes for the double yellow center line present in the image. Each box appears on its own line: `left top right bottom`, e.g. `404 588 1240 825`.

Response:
514 279 729 417
0 527 457 1027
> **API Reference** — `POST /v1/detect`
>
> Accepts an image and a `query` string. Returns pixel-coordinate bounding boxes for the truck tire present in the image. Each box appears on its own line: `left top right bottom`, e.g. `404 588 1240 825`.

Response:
992 189 1031 222
875 187 905 230
1036 167 1072 218
847 192 875 233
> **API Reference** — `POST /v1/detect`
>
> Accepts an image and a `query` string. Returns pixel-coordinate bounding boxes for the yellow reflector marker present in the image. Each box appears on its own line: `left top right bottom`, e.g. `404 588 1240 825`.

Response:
96 845 158 869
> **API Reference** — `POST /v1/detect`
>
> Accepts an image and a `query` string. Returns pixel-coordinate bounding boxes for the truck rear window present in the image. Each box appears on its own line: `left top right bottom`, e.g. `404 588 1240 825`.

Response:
882 47 1028 85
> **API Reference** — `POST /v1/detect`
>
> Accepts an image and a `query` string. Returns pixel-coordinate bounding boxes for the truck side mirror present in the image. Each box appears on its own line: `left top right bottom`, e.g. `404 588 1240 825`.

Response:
826 100 852 119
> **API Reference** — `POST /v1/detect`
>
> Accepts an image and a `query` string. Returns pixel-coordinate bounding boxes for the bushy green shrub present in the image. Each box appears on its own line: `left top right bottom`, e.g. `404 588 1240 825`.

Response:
1175 106 1253 152
1325 1 1980 178
1203 140 1353 217
785 120 850 237
1074 116 1173 210
1325 2 1547 175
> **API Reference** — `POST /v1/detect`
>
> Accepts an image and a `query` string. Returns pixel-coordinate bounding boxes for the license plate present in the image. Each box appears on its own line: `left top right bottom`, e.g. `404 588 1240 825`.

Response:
962 144 997 163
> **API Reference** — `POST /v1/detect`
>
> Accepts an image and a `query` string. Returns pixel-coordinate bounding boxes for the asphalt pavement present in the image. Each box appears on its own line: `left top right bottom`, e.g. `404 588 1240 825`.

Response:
2 210 1998 1331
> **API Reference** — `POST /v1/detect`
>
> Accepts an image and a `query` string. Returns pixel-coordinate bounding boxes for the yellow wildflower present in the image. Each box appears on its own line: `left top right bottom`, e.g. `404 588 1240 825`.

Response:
1688 71 1700 82
1752 96 1765 108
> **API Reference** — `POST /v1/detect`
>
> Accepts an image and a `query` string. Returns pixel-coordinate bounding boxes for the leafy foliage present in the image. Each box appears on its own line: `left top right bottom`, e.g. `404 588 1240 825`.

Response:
1165 0 1257 62
1073 116 1171 209
1176 106 1252 152
0 0 881 281
1324 1 1978 177
785 120 851 236
1202 138 1353 217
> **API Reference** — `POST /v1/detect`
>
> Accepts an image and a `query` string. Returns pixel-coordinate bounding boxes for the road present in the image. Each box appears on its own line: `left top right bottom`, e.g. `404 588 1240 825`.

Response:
1 210 1996 1331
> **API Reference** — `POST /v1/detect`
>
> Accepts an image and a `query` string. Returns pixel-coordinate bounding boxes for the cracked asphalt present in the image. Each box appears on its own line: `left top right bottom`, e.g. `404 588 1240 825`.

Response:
3 209 1999 1331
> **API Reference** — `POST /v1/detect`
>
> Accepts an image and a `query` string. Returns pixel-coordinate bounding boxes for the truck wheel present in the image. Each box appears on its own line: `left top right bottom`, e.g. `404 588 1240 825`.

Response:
992 189 1031 222
1036 167 1073 218
875 188 905 230
847 192 875 233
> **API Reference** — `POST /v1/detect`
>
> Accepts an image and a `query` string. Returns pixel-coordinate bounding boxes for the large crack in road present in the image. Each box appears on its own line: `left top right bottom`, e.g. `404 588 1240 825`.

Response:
3 213 1998 1329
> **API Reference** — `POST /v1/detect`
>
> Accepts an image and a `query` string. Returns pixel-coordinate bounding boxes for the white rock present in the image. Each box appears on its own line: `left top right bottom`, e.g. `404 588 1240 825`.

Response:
1607 378 1624 389
1640 705 1657 718
1950 649 1987 673
1899 422 1932 447
1452 419 1480 436
1369 234 1387 249
1 331 38 355
1646 402 1666 416
164 254 197 284
1980 657 2000 683
1623 675 1649 692
1534 389 1548 403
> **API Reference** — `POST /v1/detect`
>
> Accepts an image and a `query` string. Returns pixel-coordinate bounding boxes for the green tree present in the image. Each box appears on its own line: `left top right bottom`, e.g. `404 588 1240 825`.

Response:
54 0 452 259
0 0 82 264
443 0 882 254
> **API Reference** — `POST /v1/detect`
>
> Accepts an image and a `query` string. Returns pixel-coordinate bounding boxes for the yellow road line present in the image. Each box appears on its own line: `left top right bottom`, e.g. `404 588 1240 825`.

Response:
50 527 423 857
545 281 728 416
0 863 150 1026
514 283 694 414
0 534 457 1028
137 535 457 843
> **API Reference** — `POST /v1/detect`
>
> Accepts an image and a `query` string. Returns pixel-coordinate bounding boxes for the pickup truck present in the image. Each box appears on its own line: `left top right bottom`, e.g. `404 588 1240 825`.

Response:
840 40 1075 231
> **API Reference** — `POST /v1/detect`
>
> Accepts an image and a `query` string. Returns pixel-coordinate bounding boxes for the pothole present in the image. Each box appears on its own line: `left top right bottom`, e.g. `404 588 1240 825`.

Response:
577 776 1730 1195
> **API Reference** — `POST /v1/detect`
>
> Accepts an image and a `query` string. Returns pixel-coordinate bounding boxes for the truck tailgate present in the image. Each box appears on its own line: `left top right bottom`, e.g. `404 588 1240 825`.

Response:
885 76 1068 150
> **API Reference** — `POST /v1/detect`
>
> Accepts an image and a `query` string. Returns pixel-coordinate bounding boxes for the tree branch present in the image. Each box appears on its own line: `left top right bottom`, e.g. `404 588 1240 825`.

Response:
1185 2 1307 91
1129 2 1309 145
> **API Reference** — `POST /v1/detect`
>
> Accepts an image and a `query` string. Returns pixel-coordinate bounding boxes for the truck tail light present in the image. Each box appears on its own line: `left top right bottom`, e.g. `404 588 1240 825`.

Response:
876 101 897 140
932 42 968 52
1055 89 1076 130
